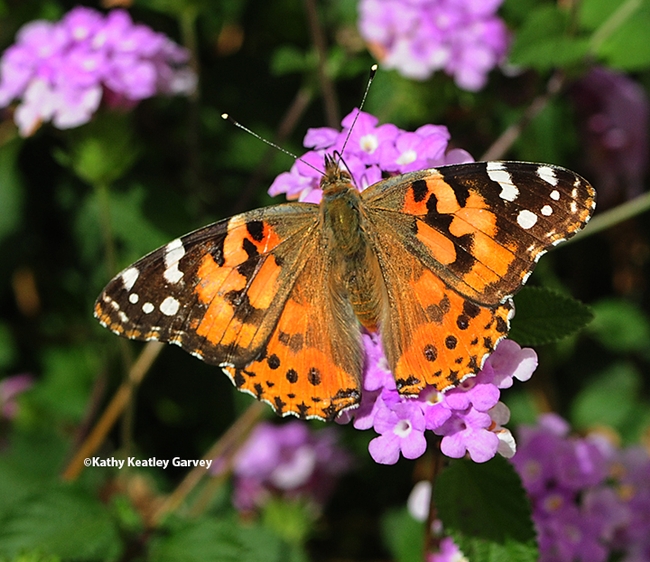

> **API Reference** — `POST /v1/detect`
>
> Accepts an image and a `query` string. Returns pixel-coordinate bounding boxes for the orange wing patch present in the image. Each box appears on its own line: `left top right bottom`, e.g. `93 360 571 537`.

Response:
222 238 363 420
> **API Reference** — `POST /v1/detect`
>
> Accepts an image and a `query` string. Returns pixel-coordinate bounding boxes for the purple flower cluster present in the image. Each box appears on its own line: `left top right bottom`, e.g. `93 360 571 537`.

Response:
358 0 509 90
0 7 196 136
228 421 352 513
269 109 473 202
512 414 650 562
338 335 536 465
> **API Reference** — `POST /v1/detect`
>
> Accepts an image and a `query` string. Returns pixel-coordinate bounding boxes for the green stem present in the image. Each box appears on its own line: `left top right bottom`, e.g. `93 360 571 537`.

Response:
588 0 642 54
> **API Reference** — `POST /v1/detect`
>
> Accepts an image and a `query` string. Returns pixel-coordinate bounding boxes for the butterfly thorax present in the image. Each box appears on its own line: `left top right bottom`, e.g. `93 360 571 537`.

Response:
320 156 383 331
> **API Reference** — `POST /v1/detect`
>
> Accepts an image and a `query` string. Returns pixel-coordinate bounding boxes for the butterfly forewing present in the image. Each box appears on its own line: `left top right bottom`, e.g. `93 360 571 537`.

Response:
363 161 596 305
95 203 319 366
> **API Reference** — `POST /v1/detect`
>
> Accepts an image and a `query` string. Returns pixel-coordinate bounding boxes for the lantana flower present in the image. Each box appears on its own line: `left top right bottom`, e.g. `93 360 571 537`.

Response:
357 0 509 90
511 414 650 562
228 421 352 513
0 7 196 136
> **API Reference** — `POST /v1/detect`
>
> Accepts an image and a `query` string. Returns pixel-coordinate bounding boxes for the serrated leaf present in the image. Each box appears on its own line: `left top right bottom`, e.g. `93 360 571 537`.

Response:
149 519 244 562
435 457 537 562
0 486 121 560
509 287 593 346
588 298 650 354
381 507 424 562
150 517 290 562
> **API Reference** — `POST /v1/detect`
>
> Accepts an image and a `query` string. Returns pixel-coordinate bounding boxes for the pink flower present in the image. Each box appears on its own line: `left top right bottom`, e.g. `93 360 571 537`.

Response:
358 0 509 90
0 7 196 136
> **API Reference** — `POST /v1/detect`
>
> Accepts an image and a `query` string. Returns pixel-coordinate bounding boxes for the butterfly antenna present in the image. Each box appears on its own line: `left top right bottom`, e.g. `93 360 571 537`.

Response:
221 113 325 177
339 64 378 161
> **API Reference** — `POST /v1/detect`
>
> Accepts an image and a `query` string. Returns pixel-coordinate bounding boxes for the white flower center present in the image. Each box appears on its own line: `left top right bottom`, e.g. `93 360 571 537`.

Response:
360 133 378 153
394 419 412 438
396 149 417 165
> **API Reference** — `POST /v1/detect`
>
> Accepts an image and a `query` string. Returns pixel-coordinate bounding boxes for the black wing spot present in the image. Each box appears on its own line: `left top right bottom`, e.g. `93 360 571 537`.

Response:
456 314 469 330
246 220 265 242
242 237 259 259
267 354 281 369
286 369 298 383
308 367 321 386
411 180 428 202
445 335 458 350
496 316 508 333
423 344 437 362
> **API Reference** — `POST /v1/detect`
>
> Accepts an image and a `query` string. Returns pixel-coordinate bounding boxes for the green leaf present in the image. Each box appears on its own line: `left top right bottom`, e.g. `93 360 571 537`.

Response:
509 287 594 346
150 519 243 562
0 138 25 243
588 298 650 354
271 46 314 75
0 486 121 560
595 7 650 69
28 346 99 422
150 517 288 562
381 507 425 562
57 112 141 187
571 362 650 438
261 498 314 546
435 457 537 562
509 5 589 69
579 0 624 29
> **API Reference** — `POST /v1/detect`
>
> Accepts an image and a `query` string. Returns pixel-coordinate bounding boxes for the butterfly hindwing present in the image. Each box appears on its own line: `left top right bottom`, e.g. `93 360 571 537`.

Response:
222 232 363 420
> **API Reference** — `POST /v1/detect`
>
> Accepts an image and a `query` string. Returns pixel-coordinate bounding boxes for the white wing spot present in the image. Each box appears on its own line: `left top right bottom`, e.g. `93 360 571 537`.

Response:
121 267 139 291
550 190 560 201
536 166 558 186
517 209 538 229
128 293 139 304
164 239 185 284
487 162 519 202
109 299 120 311
571 188 578 198
541 205 553 216
142 302 155 314
570 201 578 213
118 311 129 323
160 296 180 316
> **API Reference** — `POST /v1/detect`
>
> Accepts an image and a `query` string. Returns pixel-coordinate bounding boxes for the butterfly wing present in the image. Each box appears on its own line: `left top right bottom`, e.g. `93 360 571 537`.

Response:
95 203 320 366
95 203 362 420
222 233 363 420
362 161 595 393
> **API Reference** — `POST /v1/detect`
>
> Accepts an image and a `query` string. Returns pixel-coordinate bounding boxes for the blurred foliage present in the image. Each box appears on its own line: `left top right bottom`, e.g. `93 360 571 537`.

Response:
0 0 649 561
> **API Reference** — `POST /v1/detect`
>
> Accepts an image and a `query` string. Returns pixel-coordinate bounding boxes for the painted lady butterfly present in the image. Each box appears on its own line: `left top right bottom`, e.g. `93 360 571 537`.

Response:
95 157 595 420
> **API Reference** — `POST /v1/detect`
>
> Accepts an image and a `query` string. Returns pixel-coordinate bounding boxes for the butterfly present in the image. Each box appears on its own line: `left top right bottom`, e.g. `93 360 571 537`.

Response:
95 157 595 421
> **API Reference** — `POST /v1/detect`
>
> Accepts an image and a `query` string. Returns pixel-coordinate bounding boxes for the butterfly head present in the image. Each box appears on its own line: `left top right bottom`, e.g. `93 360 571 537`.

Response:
321 153 354 198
